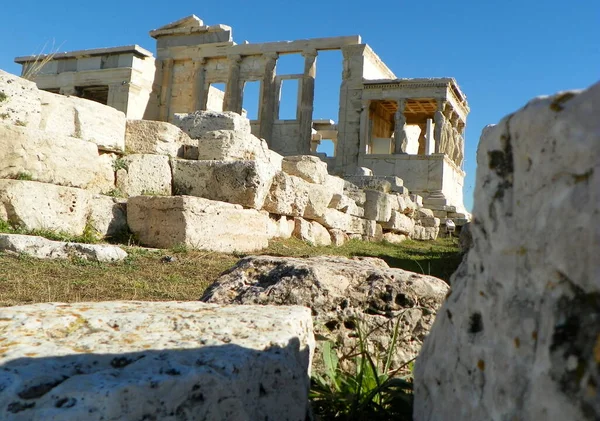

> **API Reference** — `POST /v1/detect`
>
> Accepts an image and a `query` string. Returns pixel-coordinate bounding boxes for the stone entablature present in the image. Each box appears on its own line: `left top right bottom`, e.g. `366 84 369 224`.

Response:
15 45 155 120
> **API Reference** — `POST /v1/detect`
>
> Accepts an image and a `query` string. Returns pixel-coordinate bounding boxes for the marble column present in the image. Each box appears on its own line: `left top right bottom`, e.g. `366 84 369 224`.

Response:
394 99 408 154
224 54 243 114
359 100 371 154
298 49 317 155
425 118 435 155
158 58 174 122
193 57 207 111
259 52 278 143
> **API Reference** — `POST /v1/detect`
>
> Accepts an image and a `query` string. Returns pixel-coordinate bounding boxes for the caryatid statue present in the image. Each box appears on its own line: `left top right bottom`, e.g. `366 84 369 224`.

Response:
433 101 447 153
394 99 408 154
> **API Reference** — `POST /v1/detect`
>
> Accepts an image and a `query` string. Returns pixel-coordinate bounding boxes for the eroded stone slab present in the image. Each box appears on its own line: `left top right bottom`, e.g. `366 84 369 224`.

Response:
0 301 314 421
115 154 172 197
125 119 198 159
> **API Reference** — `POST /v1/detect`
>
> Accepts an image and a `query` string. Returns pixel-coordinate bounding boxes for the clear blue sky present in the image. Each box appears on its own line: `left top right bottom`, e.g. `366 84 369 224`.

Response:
1 0 598 210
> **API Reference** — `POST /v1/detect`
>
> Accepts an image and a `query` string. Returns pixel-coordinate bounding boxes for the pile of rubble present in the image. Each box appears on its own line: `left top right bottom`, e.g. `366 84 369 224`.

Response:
0 70 462 254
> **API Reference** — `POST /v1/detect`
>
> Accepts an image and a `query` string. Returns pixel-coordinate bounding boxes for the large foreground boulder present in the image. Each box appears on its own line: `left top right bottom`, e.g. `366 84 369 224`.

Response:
127 196 272 252
414 84 599 420
202 255 449 372
0 301 314 421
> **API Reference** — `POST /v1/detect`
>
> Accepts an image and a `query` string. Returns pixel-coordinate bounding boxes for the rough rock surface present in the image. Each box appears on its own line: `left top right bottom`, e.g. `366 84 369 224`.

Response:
173 110 251 138
414 84 600 420
263 172 311 217
202 255 449 372
0 123 114 193
125 119 198 159
127 196 272 252
0 233 128 262
115 154 172 197
0 180 91 236
171 159 276 210
292 218 332 246
0 301 314 421
88 195 128 239
282 155 328 184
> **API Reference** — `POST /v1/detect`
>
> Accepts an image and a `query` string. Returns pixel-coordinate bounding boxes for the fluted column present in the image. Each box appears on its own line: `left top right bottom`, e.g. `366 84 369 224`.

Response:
224 54 243 114
158 58 174 121
193 57 207 111
259 52 278 143
298 49 317 154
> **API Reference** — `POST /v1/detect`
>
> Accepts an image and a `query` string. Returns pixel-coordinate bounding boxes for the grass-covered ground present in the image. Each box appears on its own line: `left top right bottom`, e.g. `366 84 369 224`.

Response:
0 237 462 307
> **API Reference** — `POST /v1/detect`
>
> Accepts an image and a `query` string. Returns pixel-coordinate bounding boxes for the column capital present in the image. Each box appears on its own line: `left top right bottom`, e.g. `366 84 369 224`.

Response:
264 52 279 61
228 54 243 64
301 49 318 59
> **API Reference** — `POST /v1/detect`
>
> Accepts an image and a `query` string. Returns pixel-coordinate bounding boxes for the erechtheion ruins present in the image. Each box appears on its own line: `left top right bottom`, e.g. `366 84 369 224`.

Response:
15 15 470 213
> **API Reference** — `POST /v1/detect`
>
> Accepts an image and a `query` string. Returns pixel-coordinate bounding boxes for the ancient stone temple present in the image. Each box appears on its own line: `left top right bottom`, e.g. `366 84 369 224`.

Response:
15 15 470 212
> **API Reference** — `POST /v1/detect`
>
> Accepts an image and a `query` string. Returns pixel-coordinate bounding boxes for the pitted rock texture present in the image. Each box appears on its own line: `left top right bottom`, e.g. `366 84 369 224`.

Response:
0 301 314 421
414 83 600 420
202 255 448 373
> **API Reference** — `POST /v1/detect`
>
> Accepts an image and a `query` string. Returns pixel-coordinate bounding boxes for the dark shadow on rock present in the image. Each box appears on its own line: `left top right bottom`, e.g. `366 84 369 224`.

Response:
0 339 311 421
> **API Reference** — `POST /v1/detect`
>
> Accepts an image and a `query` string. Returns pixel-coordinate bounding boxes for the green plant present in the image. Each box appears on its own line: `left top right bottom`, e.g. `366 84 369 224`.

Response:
104 188 125 198
14 120 27 127
14 172 33 181
310 317 414 420
112 158 128 172
0 112 9 119
170 243 189 254
0 92 7 102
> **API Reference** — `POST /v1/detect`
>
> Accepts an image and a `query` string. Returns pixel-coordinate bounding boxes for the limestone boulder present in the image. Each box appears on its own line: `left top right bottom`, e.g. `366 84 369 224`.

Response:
282 155 328 184
38 91 126 152
292 218 331 246
411 225 439 240
263 172 311 217
382 210 415 235
0 180 91 236
115 154 172 197
88 195 128 239
0 301 314 421
171 159 276 210
266 214 295 239
414 84 600 420
323 175 345 197
363 190 394 222
329 193 364 217
0 233 127 262
202 255 449 374
127 196 271 252
125 119 198 159
329 229 349 246
383 232 408 244
0 69 42 127
173 110 251 138
304 184 335 220
0 123 114 193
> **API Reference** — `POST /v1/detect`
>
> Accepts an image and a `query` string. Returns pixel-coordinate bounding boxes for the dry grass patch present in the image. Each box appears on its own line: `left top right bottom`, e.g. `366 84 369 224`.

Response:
0 237 462 307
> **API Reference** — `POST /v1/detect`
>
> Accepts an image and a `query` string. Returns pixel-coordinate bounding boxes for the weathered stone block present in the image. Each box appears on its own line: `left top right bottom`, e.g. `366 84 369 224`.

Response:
172 159 276 210
127 196 271 252
382 232 408 244
381 211 415 235
0 123 114 193
304 184 335 220
125 119 198 159
282 155 328 184
292 218 330 246
263 172 310 217
0 180 91 236
38 90 126 152
329 228 349 246
173 110 251 138
363 190 394 222
115 154 172 197
0 69 42 128
89 195 128 239
0 301 314 421
267 214 295 239
418 216 441 228
411 225 439 240
414 83 600 420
